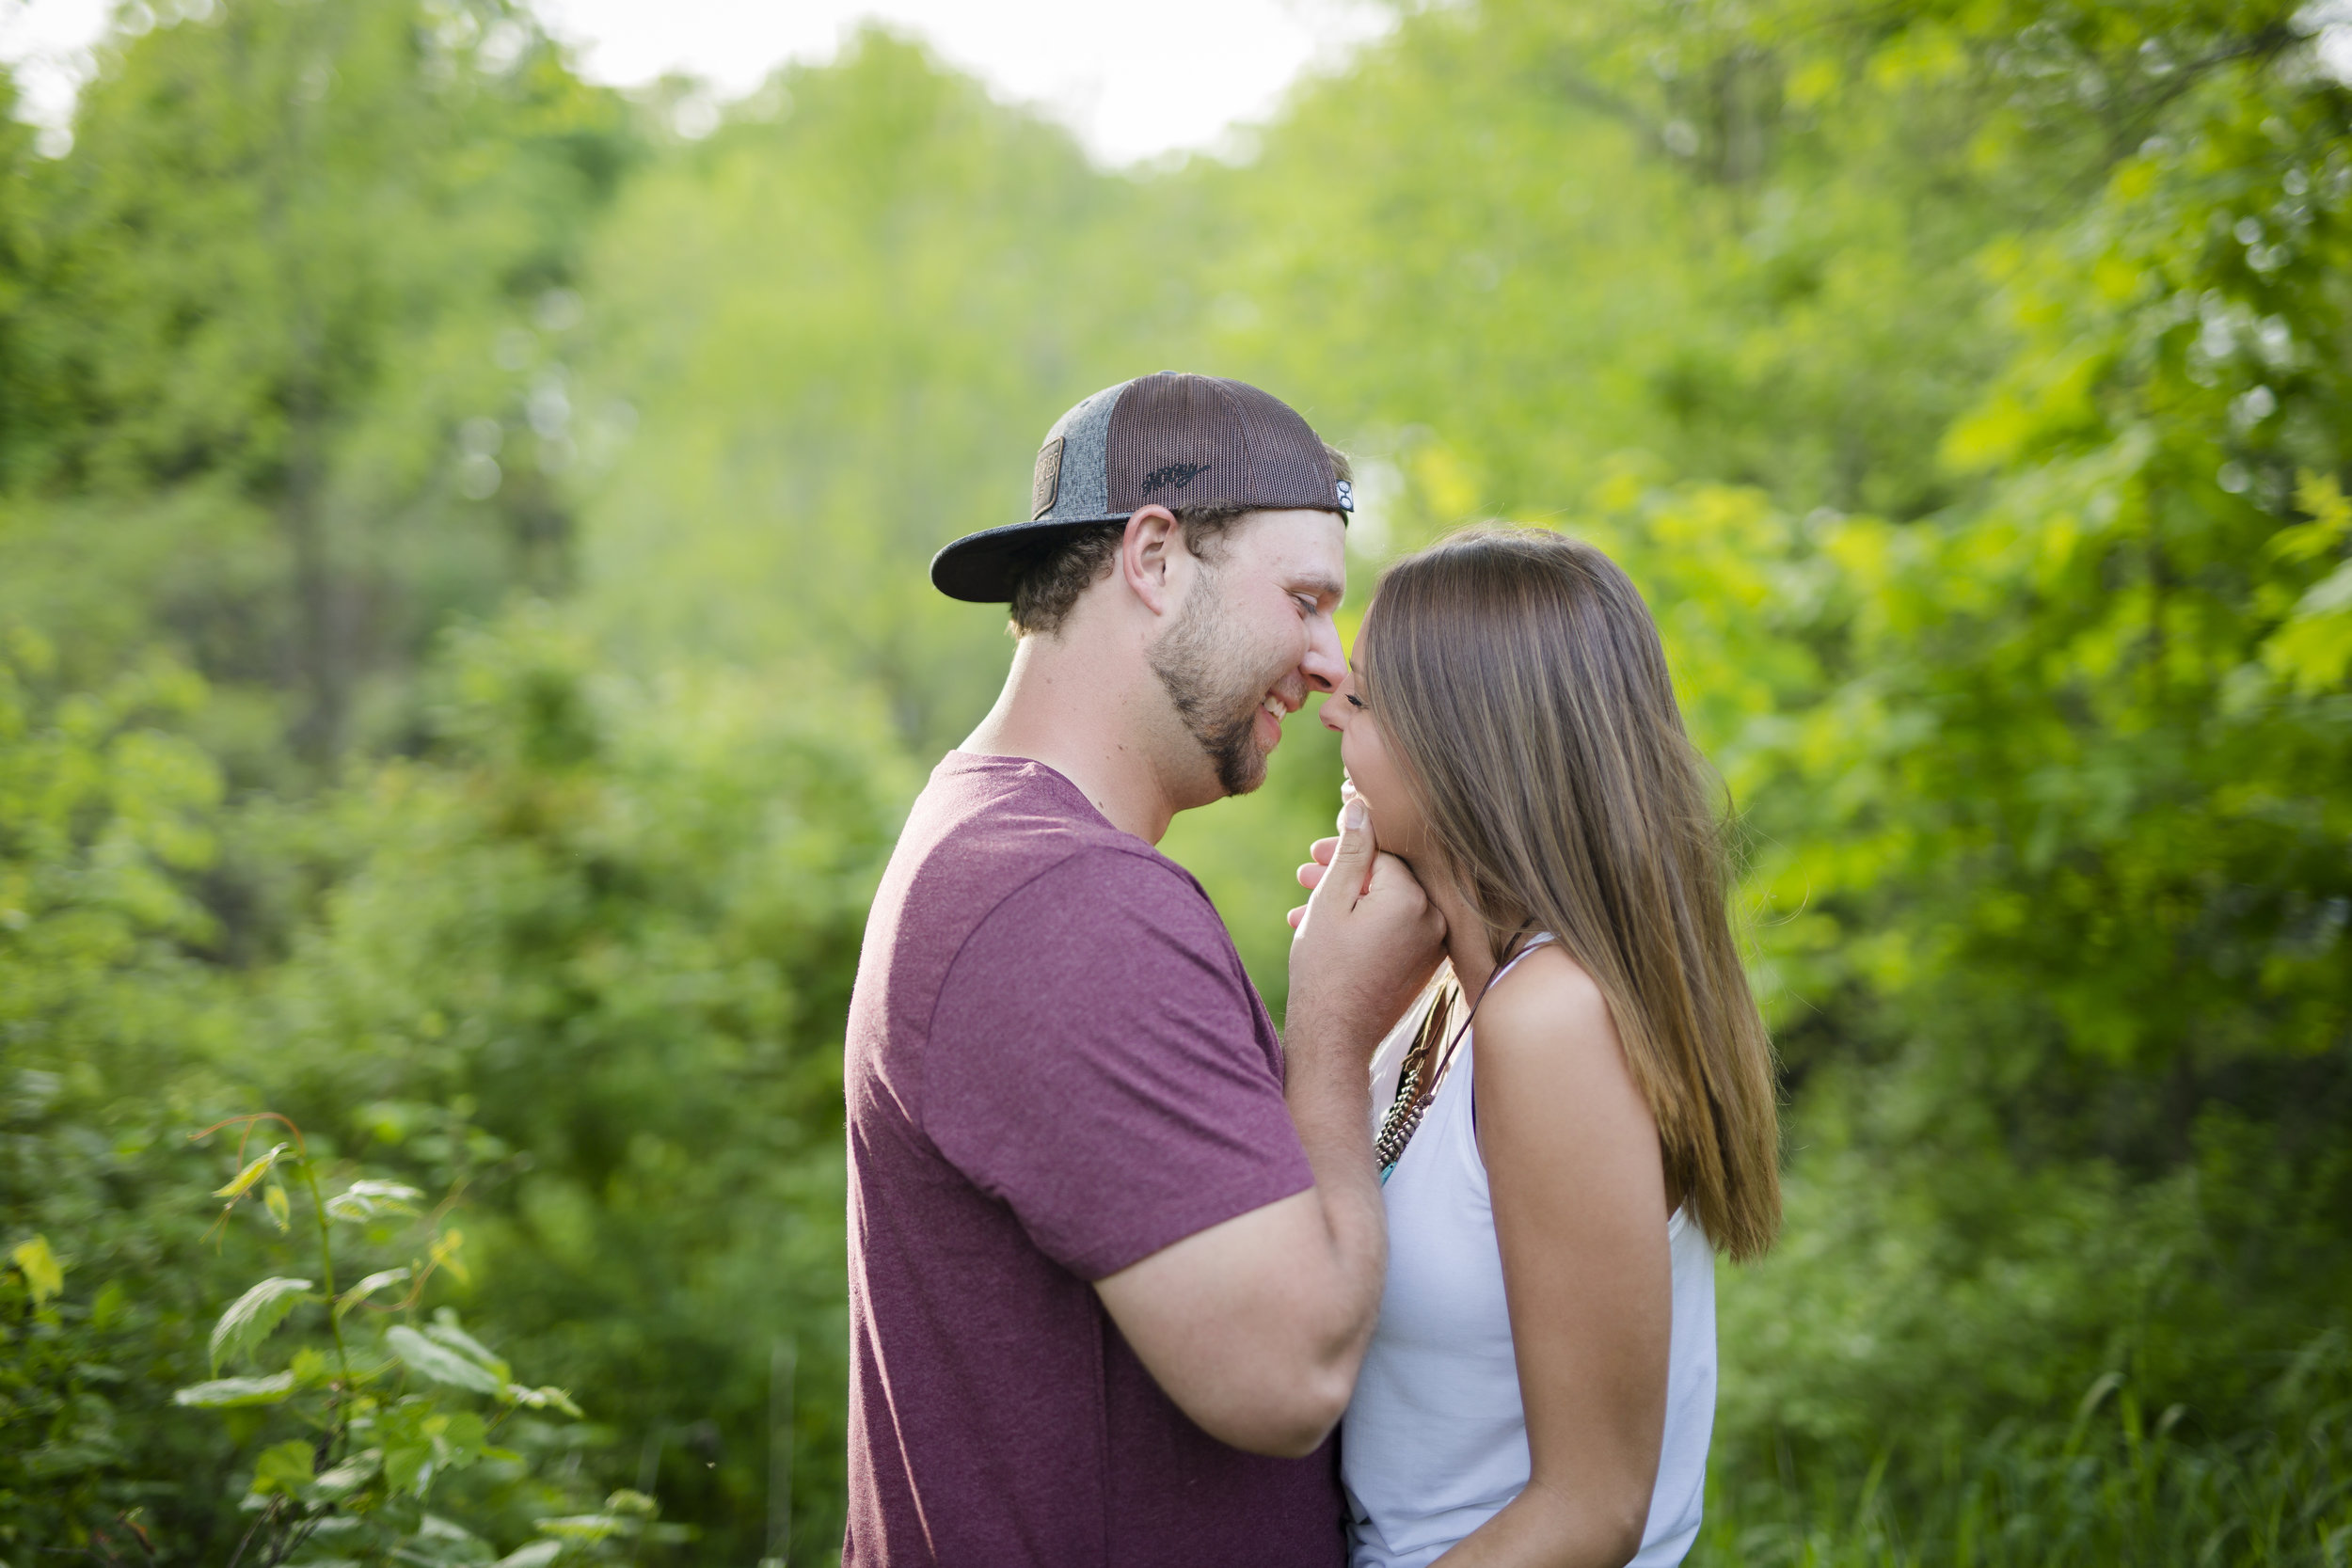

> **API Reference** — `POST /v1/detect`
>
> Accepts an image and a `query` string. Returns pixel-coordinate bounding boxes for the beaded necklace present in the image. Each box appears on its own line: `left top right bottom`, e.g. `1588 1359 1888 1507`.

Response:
1373 935 1549 1183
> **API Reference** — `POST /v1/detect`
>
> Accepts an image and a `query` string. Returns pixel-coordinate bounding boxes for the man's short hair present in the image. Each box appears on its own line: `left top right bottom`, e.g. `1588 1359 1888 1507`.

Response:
1007 445 1353 639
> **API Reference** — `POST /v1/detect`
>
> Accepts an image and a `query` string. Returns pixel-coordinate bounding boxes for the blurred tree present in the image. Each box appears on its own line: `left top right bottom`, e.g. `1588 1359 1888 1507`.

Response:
0 0 635 778
571 27 1152 752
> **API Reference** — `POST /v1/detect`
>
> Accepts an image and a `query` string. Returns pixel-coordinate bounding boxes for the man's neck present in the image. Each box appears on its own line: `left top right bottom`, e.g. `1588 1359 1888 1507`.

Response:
961 632 1200 845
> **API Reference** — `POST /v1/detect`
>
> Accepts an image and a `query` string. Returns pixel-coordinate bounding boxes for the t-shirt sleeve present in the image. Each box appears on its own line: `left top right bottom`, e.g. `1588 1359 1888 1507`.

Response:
922 849 1316 1281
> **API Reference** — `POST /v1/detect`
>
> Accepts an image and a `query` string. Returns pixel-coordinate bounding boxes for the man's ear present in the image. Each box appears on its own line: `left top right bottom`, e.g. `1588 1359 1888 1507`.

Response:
1119 506 1184 617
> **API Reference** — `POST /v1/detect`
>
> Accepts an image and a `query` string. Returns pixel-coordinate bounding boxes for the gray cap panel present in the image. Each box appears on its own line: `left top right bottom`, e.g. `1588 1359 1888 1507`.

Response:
1041 379 1130 522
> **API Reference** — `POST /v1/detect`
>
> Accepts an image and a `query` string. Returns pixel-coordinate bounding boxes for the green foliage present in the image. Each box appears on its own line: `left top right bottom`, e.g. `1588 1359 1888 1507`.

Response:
0 0 635 772
164 1111 659 1568
246 608 910 1558
2 0 2347 1561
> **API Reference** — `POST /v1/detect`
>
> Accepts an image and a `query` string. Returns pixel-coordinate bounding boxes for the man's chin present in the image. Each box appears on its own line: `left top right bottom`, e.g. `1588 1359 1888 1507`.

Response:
1203 732 1270 800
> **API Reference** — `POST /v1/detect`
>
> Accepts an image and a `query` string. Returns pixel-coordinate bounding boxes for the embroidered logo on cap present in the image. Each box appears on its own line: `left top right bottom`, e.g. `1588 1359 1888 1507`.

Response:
1335 479 1354 510
1141 461 1213 497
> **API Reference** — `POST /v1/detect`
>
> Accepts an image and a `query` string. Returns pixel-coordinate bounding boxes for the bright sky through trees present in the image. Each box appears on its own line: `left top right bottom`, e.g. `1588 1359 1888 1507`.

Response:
0 0 1397 162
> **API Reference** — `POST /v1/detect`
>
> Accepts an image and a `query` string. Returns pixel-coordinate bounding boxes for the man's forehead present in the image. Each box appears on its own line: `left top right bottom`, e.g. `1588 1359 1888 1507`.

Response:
1237 507 1347 587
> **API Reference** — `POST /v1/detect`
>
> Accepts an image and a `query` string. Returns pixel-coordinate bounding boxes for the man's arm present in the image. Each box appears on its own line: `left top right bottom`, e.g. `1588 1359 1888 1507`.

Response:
1094 798 1440 1456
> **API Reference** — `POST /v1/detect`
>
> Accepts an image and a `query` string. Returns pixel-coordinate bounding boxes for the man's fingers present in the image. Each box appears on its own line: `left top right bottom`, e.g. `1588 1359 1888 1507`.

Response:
1363 849 1424 899
1321 800 1377 895
1296 862 1328 892
1310 836 1339 868
1286 904 1307 929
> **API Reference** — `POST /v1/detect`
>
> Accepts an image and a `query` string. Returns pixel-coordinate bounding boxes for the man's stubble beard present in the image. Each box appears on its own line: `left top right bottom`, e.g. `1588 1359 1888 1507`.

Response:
1148 567 1280 800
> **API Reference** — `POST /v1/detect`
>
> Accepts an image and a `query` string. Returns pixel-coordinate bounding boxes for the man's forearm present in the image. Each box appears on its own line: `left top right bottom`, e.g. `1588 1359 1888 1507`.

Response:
1281 1030 1388 1377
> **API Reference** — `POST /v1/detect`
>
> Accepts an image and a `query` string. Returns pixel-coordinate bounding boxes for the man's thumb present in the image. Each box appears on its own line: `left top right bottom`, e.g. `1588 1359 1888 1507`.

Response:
1328 797 1377 882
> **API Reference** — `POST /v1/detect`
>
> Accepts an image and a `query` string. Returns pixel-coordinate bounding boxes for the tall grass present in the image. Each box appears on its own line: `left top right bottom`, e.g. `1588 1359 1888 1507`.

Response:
1697 1334 2352 1567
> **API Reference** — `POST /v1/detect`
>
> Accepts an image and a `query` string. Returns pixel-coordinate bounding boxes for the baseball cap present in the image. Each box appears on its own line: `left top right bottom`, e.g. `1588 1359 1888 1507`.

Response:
930 371 1353 603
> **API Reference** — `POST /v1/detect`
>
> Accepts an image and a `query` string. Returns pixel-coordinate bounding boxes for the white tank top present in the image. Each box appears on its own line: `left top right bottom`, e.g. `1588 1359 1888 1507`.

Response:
1342 953 1719 1568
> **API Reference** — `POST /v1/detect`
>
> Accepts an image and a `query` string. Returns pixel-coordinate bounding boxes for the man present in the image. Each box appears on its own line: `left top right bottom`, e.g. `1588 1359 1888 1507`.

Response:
843 372 1443 1565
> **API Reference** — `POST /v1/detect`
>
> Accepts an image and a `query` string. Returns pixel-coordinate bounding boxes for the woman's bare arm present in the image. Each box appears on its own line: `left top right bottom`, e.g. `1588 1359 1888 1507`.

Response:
1433 947 1674 1568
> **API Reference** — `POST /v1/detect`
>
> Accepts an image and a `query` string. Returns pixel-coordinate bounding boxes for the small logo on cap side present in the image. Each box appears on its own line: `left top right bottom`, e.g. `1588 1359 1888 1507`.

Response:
1032 437 1065 520
1141 461 1213 497
1335 479 1355 511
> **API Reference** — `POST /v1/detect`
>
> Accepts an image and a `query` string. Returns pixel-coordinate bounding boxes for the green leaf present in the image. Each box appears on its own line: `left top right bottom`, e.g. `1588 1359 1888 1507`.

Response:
311 1448 382 1498
384 1440 431 1497
493 1544 563 1568
423 1312 510 1382
209 1276 313 1371
533 1513 631 1544
409 1513 493 1563
249 1438 317 1498
506 1384 584 1418
336 1265 412 1319
262 1181 292 1233
326 1179 425 1223
387 1323 501 1394
173 1370 298 1407
214 1143 290 1199
9 1235 64 1304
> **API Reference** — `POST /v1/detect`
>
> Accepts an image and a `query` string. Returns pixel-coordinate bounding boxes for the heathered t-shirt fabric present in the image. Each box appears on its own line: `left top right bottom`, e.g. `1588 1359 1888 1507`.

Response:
843 752 1344 1567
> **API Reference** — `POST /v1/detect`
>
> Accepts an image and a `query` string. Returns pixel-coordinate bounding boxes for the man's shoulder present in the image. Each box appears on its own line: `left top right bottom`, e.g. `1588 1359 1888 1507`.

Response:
887 756 1216 939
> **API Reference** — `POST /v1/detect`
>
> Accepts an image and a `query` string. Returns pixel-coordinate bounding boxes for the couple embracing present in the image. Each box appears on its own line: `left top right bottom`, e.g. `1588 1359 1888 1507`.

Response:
842 373 1781 1567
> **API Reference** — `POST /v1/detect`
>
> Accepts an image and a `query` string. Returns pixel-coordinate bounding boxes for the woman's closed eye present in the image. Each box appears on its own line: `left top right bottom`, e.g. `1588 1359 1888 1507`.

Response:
1345 693 1367 710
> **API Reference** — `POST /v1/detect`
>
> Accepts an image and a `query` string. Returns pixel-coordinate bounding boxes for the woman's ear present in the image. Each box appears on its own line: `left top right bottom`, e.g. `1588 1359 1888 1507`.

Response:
1120 506 1182 616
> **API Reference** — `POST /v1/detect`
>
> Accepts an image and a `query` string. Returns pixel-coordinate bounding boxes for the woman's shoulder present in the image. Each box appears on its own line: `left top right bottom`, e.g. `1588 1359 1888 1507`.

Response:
1472 940 1666 1199
1475 942 1629 1080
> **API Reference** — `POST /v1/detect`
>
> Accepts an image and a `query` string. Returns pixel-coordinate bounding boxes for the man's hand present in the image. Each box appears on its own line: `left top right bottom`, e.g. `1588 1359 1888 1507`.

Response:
1093 797 1442 1459
1286 797 1447 1073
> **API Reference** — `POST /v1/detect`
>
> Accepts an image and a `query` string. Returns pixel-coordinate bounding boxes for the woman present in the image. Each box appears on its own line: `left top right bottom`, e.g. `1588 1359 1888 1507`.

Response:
1293 527 1781 1567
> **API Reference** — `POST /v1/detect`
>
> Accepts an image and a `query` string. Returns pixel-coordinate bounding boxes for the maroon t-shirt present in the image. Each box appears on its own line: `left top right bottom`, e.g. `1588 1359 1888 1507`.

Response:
843 752 1343 1566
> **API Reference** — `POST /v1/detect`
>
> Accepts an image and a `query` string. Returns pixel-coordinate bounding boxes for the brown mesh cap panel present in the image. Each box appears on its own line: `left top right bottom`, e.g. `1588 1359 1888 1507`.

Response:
1104 372 1343 516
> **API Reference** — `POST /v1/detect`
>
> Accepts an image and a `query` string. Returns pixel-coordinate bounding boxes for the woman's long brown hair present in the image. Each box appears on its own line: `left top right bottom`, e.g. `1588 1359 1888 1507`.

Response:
1359 526 1781 1259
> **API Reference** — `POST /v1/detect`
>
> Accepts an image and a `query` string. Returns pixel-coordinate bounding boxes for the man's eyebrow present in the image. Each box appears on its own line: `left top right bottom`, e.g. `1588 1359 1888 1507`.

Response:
1290 573 1345 602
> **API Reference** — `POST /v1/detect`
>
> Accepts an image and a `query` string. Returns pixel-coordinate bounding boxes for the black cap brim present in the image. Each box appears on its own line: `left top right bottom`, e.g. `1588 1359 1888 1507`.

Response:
929 514 1130 604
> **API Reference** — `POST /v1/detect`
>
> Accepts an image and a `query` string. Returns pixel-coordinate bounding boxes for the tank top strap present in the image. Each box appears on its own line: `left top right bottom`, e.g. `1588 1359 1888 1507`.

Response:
1482 932 1556 996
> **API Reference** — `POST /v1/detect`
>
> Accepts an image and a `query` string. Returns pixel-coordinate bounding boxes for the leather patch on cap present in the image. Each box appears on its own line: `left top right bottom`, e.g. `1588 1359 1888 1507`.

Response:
1032 436 1065 520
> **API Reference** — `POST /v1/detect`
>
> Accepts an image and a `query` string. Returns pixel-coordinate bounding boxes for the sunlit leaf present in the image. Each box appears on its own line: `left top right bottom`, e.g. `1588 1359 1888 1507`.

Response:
506 1384 584 1418
384 1440 432 1497
262 1181 292 1234
311 1448 381 1498
326 1178 425 1223
248 1438 316 1498
214 1143 290 1199
422 1313 509 1382
533 1513 631 1544
173 1370 298 1408
335 1266 412 1319
209 1276 312 1371
386 1323 501 1395
9 1235 64 1304
429 1226 470 1286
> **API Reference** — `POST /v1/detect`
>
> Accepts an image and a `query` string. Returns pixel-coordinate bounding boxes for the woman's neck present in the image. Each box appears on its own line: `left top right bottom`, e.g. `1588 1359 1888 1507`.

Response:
1423 869 1500 1002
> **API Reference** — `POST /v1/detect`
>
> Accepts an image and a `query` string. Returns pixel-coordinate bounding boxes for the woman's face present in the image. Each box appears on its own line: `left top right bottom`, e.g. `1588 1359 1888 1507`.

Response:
1318 656 1436 866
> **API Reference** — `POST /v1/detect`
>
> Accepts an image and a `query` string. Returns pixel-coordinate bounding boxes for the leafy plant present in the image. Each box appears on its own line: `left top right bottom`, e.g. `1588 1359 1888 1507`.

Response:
172 1113 673 1568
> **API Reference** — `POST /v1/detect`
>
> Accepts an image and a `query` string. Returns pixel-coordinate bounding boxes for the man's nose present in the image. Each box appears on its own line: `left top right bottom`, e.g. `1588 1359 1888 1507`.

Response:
1301 622 1346 692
